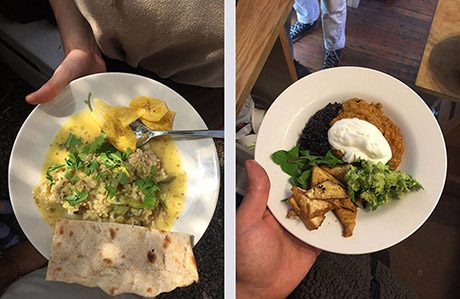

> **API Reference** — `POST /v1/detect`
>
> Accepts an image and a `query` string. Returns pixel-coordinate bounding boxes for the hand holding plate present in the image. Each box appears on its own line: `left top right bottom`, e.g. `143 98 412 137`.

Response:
236 160 321 299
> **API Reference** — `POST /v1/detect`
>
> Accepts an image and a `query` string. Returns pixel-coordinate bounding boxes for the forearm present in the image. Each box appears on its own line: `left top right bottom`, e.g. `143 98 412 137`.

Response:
49 0 100 54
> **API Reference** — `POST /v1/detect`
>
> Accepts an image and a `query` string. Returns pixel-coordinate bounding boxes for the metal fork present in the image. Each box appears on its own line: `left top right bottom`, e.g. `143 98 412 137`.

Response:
130 120 224 146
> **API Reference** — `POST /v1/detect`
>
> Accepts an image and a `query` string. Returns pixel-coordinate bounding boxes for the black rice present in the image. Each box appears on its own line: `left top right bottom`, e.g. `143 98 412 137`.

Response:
297 102 342 156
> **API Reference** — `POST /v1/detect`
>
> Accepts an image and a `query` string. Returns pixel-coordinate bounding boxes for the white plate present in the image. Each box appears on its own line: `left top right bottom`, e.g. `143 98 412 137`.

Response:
8 73 220 259
255 67 447 255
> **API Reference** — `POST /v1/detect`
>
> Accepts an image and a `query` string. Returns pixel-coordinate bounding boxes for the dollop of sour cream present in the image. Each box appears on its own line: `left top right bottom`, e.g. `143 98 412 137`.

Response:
328 118 392 164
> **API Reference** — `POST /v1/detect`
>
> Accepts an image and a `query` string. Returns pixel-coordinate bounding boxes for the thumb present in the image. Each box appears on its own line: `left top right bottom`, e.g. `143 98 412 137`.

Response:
26 57 77 104
237 160 271 224
25 62 74 104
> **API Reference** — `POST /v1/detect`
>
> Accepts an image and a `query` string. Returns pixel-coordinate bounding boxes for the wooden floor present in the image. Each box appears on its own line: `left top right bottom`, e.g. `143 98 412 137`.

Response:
294 1 460 298
292 0 437 86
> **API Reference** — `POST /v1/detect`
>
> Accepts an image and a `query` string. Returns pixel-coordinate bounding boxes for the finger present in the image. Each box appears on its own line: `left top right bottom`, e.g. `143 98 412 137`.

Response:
25 62 75 104
25 68 69 105
237 160 271 224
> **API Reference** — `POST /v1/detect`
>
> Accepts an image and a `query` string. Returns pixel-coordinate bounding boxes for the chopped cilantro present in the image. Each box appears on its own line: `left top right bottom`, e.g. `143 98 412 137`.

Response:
117 170 129 185
159 193 167 207
135 178 162 209
81 133 107 155
46 163 66 186
65 133 82 149
65 150 84 170
100 152 118 168
105 185 118 198
98 146 130 169
95 171 110 186
62 190 88 206
124 148 133 159
70 175 80 183
54 132 163 211
84 159 99 175
142 195 156 209
108 151 126 166
84 92 92 112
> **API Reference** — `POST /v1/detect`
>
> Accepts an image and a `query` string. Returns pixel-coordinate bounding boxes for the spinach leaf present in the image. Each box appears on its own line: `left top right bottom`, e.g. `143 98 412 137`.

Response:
272 146 345 197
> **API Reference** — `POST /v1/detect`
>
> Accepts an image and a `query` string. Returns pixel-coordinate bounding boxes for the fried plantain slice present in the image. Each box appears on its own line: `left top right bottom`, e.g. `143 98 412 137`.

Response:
130 97 168 122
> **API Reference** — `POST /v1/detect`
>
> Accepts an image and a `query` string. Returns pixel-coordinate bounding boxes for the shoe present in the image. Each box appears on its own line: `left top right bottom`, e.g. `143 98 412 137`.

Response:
290 21 318 42
294 60 311 78
321 49 343 69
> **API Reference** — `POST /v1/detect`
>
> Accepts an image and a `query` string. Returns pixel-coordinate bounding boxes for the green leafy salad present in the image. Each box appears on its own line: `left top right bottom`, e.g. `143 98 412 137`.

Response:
273 145 423 210
272 146 343 190
46 132 165 209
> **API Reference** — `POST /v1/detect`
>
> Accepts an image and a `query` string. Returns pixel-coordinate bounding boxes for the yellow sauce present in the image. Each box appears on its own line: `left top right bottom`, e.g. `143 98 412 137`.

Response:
142 139 187 230
35 110 186 230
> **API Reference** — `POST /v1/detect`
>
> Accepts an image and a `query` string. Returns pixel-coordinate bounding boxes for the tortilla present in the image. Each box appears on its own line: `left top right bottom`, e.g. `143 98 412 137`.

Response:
46 219 199 297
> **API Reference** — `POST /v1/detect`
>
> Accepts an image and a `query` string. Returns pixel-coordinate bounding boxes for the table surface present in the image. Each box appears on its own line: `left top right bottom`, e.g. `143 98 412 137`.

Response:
236 0 294 116
415 0 460 102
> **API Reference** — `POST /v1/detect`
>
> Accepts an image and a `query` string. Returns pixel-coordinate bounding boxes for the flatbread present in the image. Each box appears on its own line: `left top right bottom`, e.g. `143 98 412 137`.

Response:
46 219 199 297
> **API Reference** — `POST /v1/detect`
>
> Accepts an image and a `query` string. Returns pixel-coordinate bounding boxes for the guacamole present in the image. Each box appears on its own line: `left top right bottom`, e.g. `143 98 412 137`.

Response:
345 160 423 210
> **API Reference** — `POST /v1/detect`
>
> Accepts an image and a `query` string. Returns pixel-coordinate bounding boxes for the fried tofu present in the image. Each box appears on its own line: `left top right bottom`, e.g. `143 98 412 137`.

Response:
320 164 351 184
286 208 300 219
306 180 348 200
285 164 358 237
334 197 357 238
288 187 334 230
311 165 345 188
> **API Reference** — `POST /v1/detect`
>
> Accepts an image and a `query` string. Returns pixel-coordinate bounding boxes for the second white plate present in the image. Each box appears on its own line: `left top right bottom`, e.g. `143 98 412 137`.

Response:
255 67 446 254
